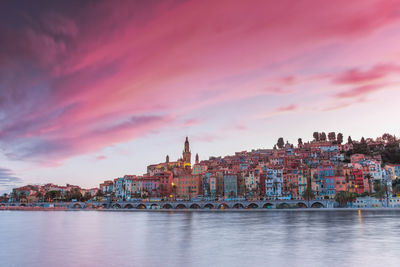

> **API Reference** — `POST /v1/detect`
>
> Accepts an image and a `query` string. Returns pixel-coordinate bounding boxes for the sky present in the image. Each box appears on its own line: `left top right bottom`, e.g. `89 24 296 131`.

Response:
1 0 400 193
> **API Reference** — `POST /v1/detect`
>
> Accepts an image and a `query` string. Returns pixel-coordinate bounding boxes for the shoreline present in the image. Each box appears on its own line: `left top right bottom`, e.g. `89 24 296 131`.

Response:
2 206 400 212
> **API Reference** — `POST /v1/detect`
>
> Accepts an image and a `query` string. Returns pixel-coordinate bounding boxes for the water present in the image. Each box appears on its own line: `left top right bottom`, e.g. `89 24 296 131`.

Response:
1 210 400 267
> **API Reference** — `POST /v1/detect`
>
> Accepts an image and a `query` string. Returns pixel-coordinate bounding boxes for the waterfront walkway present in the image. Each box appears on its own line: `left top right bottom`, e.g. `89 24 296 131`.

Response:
1 199 333 210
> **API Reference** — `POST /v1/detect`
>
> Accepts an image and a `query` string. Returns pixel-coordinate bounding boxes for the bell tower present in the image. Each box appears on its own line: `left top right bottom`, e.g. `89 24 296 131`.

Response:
182 136 191 167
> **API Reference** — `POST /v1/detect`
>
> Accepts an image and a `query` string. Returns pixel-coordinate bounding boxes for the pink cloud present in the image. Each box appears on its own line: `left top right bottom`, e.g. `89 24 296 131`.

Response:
95 155 107 161
182 119 200 127
333 64 400 84
257 104 298 119
1 0 400 165
322 98 368 111
276 104 297 112
192 133 224 143
334 84 386 98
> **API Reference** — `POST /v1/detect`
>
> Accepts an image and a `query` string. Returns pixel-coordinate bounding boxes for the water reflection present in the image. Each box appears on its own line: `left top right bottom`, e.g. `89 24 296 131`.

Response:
1 210 400 267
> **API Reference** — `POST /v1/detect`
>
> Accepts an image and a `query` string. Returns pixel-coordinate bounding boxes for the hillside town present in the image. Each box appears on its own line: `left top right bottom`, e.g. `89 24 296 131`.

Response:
3 133 400 208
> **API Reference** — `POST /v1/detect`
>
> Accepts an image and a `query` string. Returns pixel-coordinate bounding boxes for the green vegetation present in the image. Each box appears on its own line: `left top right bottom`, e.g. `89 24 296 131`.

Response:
345 133 400 164
334 191 358 207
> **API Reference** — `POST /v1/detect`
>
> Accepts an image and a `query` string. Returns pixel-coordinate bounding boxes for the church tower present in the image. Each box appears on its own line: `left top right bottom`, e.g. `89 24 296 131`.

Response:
182 136 191 167
195 153 199 164
166 155 169 163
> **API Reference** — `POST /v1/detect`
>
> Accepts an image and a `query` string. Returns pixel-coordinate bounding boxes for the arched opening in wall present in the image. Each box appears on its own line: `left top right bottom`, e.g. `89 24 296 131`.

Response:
204 203 214 209
163 204 173 209
73 203 82 209
150 204 160 209
311 202 324 208
176 204 187 209
112 203 121 209
263 203 273 209
296 202 307 208
190 204 201 209
125 204 134 209
247 203 259 209
233 203 244 209
218 203 229 209
136 204 146 209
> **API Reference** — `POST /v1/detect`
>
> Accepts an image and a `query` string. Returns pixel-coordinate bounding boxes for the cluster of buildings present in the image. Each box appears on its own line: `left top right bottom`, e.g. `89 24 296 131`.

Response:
98 136 400 201
5 134 400 203
4 183 99 203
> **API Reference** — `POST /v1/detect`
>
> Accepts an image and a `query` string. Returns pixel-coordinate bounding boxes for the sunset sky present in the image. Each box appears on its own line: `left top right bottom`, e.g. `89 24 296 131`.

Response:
1 0 400 193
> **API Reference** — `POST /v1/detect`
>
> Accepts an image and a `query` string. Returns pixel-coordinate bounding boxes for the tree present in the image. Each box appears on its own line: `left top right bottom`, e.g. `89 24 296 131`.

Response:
44 190 61 202
277 137 284 149
393 184 400 195
12 189 18 202
313 132 320 141
353 137 370 155
392 179 400 194
328 132 336 142
334 191 358 207
382 133 395 143
95 190 104 197
19 192 27 202
365 174 373 194
346 192 358 204
348 136 353 144
334 192 346 205
320 132 327 141
302 187 315 201
288 183 296 199
63 191 72 202
110 192 116 202
36 192 43 202
71 188 83 201
337 133 344 144
272 181 279 199
298 138 303 146
83 192 91 201
374 180 390 206
381 140 400 164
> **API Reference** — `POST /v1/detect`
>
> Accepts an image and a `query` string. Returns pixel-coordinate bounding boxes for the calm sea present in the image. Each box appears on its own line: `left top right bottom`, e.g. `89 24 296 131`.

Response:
1 210 400 267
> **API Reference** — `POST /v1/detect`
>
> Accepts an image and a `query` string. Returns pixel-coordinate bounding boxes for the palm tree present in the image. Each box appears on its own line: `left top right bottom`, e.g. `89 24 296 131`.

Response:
273 181 279 200
289 183 296 199
36 192 43 203
110 192 116 202
12 189 18 202
255 181 261 199
365 174 373 195
19 192 27 203
303 175 315 207
303 187 315 207
335 191 347 207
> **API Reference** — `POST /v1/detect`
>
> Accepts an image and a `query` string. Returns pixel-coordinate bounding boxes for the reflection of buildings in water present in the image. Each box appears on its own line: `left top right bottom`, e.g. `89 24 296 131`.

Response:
358 209 363 224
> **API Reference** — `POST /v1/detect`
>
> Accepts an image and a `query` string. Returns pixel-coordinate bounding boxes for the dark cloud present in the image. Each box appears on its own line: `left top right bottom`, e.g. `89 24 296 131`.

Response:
0 167 23 193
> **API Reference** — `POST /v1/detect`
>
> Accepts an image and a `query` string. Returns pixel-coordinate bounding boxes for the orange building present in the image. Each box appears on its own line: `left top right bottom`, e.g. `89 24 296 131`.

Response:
173 174 201 199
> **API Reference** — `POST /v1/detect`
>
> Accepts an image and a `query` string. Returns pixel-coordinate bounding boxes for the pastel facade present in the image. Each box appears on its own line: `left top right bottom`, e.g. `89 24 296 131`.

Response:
223 174 238 198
